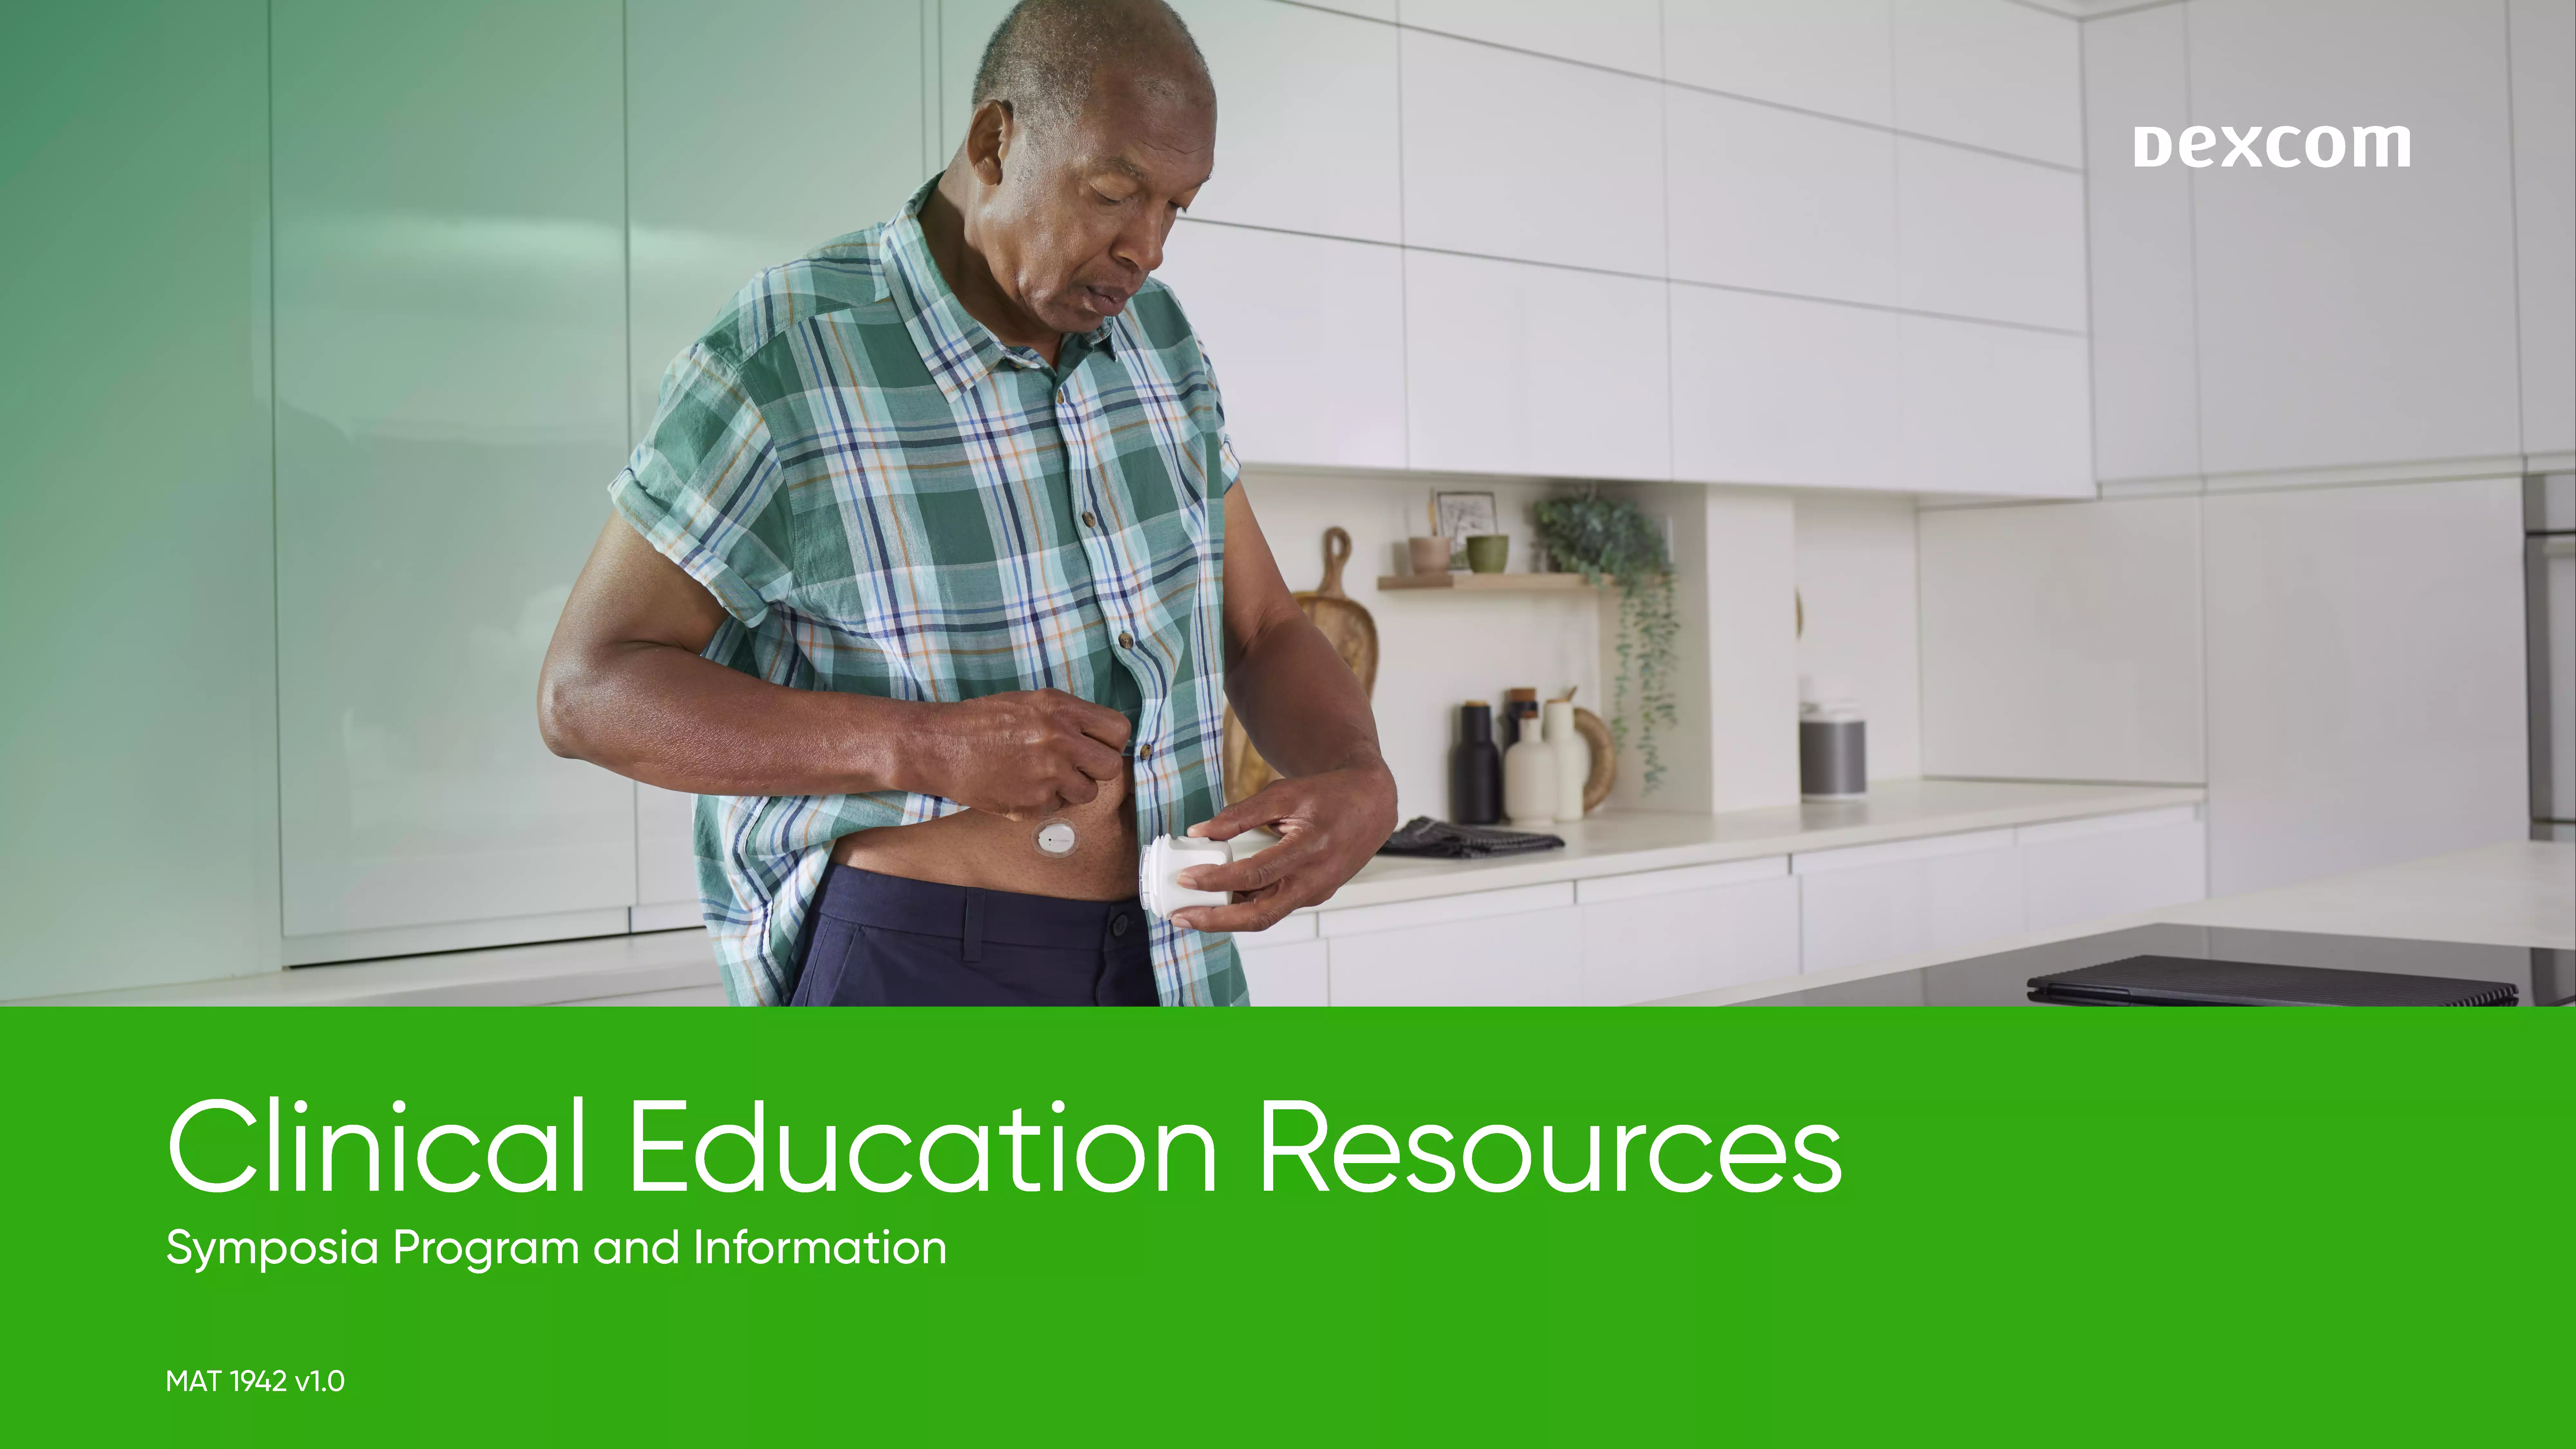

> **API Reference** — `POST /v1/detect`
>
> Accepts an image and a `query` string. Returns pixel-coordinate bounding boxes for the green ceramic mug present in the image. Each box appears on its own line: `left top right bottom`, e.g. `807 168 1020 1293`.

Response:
1465 534 1509 574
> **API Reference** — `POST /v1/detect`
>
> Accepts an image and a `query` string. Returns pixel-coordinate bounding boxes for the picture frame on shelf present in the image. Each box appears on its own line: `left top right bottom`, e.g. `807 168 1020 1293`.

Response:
1431 489 1498 570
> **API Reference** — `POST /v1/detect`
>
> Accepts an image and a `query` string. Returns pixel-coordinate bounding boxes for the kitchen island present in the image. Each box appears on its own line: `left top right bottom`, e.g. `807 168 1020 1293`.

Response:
1657 840 2575 1007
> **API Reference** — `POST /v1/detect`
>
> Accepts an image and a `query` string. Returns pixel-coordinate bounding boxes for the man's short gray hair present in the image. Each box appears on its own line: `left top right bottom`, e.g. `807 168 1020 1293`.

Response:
972 0 1211 134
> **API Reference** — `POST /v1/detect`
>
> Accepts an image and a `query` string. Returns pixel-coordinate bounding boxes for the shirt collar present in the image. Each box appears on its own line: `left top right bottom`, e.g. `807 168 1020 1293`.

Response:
878 176 1119 398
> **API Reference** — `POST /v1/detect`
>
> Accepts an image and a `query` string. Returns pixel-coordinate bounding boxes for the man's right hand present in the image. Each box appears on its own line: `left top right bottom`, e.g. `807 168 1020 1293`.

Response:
913 689 1133 819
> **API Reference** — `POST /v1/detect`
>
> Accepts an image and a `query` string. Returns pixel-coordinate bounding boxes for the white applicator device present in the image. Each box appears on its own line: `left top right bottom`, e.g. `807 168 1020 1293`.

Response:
1138 834 1232 920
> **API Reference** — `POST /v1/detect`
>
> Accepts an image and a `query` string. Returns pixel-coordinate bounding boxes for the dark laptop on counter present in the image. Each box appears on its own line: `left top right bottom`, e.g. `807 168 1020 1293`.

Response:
2029 955 2520 1007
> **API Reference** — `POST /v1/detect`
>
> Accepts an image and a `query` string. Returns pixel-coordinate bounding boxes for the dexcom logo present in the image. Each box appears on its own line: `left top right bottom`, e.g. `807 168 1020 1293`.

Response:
2135 125 2410 168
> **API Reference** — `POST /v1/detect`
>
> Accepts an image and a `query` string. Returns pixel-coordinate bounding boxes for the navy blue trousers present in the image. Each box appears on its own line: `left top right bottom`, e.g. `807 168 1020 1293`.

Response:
789 866 1159 1007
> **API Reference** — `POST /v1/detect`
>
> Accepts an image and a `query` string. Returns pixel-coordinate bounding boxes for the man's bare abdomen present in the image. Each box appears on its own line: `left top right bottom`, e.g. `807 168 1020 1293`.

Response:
829 762 1141 900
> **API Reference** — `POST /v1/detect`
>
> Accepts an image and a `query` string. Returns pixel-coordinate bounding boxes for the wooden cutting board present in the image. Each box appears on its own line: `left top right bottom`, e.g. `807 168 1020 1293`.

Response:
1223 526 1378 803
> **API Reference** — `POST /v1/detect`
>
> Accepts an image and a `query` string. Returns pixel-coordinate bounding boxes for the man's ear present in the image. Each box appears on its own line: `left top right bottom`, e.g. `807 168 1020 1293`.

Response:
967 99 1012 186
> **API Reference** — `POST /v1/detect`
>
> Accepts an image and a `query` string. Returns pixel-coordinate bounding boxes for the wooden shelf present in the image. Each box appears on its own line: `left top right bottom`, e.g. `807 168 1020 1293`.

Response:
1375 572 1598 592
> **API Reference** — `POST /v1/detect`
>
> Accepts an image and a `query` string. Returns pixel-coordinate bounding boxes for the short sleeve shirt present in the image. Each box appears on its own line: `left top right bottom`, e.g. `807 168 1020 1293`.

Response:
610 179 1245 1007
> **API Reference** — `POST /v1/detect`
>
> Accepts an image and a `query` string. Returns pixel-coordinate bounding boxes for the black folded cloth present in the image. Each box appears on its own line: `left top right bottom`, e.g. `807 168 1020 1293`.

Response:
1376 816 1566 859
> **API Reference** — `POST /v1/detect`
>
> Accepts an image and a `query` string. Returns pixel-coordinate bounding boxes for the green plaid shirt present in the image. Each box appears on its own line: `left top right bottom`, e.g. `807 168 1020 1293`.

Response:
611 179 1245 1007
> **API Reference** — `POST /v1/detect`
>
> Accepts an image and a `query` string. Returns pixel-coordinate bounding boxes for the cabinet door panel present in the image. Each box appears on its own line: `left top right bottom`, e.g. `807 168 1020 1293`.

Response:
1896 138 2086 332
1170 0 1401 243
2082 5 2201 483
1797 842 2024 975
1662 0 1891 125
628 0 925 434
1891 0 2081 168
1666 88 1896 305
2019 810 2207 932
2511 0 2575 455
2188 0 2520 475
1400 29 1664 276
636 784 699 911
1672 287 1899 488
1240 940 1330 1006
1577 875 1801 1004
1155 223 1407 469
1899 316 2091 496
936 0 1018 162
1 0 279 995
2204 479 2528 894
1406 252 1670 481
1398 0 1662 77
273 1 633 939
1327 910 1584 1005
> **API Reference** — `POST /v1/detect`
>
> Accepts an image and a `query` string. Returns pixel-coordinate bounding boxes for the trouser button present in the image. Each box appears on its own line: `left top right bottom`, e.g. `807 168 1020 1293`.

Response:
1111 913 1129 938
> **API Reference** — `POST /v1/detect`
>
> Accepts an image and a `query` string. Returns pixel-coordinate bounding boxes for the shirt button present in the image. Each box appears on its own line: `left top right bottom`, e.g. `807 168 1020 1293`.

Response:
1118 631 1133 649
1081 511 1097 527
1138 741 1153 759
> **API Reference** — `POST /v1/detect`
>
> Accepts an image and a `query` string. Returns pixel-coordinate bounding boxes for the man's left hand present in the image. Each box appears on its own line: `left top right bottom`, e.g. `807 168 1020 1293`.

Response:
1169 765 1397 935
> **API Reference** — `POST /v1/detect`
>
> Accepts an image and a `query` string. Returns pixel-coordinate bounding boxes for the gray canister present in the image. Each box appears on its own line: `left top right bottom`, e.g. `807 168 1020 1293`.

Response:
1798 675 1867 800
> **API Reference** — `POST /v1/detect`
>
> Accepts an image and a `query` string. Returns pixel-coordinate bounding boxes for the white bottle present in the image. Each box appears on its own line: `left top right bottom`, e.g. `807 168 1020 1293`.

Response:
1541 699 1587 820
1503 731 1560 827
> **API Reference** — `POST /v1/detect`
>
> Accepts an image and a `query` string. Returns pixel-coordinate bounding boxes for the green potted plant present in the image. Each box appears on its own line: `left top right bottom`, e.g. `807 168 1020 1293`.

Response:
1530 489 1678 793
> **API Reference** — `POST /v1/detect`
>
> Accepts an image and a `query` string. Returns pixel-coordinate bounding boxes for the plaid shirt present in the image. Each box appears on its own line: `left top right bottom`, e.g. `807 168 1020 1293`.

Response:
611 179 1245 1007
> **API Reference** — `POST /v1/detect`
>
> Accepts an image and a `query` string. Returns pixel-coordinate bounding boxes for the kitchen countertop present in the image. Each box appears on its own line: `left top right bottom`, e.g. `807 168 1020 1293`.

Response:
1658 839 2576 1007
1303 778 2207 914
15 778 2204 1006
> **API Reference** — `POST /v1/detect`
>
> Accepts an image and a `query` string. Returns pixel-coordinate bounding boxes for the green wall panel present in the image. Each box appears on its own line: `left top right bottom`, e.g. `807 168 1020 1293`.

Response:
0 2 279 997
624 0 933 908
271 1 635 945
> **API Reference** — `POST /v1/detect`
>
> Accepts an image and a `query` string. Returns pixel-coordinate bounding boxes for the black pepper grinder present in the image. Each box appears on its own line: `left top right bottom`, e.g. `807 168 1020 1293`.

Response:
1451 701 1504 825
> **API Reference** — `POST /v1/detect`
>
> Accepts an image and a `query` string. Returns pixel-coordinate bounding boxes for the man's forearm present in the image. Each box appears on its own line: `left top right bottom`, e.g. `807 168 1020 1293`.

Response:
539 640 919 799
1224 609 1387 780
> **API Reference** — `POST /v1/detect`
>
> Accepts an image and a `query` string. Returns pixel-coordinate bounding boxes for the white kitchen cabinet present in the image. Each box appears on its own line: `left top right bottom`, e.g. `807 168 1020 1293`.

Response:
2204 478 2530 895
1322 883 1583 1005
627 0 927 435
1918 495 2205 784
2081 4 2201 484
1890 0 2082 169
1574 858 1802 1005
1661 0 1891 126
2187 0 2521 477
2512 0 2576 457
1156 223 1408 470
1665 88 1896 306
1896 137 2086 333
272 1 636 956
1240 941 1329 1007
1898 315 2091 497
634 783 700 931
1397 0 1662 78
1404 251 1671 482
2018 807 2207 933
3 2 281 999
1670 287 1899 489
1399 29 1665 277
1794 829 2026 975
936 0 1016 161
1169 0 1402 244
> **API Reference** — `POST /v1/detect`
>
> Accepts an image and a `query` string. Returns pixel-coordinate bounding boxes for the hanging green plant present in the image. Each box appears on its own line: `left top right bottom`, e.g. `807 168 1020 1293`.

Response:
1530 489 1679 794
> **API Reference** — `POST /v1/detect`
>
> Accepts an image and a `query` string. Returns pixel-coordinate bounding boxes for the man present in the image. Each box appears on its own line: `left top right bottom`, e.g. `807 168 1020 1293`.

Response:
537 0 1394 1006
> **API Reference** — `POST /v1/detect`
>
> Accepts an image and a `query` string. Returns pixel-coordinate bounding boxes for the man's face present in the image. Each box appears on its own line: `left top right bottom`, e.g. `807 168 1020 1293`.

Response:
979 66 1214 334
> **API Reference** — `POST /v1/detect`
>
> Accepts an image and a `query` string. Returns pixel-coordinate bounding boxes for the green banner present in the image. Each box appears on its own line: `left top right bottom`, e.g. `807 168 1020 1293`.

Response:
5 1008 2565 1443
